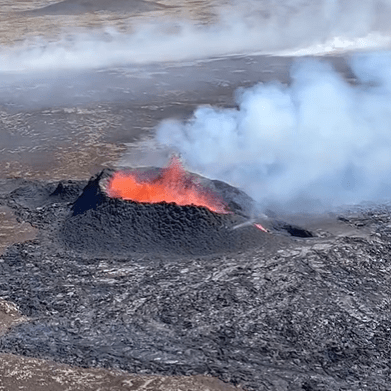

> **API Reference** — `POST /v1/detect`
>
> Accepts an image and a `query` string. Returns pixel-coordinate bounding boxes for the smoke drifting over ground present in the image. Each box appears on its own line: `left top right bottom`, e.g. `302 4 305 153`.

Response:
156 51 391 211
1 0 391 71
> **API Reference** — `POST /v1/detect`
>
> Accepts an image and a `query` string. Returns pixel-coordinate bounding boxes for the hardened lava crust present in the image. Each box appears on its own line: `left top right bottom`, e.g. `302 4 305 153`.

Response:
3 170 391 391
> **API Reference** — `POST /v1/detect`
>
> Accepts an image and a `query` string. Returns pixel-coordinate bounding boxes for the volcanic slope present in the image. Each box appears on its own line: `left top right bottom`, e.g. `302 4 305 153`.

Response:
60 168 272 256
1 172 391 390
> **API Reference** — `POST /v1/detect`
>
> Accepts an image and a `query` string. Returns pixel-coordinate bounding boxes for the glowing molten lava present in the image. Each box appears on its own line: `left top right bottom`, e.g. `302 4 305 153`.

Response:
254 223 268 233
106 158 228 214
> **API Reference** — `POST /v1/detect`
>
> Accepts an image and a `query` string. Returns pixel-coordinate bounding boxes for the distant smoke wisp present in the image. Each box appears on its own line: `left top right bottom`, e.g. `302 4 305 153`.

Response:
156 52 391 211
1 0 391 71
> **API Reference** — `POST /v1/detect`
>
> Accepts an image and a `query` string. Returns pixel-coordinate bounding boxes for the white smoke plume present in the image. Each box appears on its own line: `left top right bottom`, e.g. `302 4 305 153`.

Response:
156 51 391 211
1 0 391 72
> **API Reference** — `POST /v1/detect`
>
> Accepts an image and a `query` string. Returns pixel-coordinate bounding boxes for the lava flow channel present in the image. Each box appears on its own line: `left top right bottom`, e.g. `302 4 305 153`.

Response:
106 158 228 214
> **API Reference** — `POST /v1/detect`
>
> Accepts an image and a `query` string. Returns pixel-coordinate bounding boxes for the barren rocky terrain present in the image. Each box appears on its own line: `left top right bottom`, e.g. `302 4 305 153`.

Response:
0 0 221 45
1 1 391 391
0 171 391 391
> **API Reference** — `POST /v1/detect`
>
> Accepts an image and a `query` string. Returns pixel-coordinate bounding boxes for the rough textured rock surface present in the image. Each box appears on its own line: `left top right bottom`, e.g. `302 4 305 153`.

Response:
0 172 391 390
60 169 266 256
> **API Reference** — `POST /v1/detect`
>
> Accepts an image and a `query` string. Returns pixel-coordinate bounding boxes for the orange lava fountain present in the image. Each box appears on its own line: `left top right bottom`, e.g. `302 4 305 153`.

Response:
106 158 228 214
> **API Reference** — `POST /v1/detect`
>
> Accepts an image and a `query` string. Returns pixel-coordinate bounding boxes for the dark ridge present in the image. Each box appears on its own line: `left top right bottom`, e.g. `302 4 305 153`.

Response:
71 169 114 216
25 0 167 16
7 180 87 211
8 182 55 210
49 180 86 203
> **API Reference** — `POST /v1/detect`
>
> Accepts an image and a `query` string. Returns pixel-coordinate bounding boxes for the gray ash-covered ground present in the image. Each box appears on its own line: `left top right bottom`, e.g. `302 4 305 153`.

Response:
0 171 391 390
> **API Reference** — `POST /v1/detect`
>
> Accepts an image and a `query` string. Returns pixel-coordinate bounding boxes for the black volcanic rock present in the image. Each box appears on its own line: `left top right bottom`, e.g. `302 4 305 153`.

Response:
71 169 114 216
7 170 375 391
50 180 86 204
61 168 266 256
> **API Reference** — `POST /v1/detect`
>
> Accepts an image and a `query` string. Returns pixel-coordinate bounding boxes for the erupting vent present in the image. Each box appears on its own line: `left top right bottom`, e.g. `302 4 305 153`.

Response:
62 164 269 256
106 157 228 214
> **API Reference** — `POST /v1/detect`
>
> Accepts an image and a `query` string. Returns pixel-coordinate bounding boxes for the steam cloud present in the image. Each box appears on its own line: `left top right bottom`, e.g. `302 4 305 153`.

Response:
156 51 391 211
2 1 391 211
1 0 391 71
